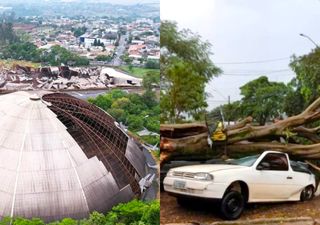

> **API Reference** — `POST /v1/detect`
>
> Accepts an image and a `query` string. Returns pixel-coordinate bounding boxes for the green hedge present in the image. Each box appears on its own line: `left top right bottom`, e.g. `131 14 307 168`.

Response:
0 200 159 225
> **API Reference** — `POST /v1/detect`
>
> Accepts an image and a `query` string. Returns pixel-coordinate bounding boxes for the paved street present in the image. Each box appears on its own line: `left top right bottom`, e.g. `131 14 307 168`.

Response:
112 34 128 66
141 148 159 201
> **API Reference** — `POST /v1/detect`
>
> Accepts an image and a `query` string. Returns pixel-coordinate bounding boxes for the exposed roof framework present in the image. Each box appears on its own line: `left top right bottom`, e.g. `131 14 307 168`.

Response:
42 93 141 195
0 92 147 222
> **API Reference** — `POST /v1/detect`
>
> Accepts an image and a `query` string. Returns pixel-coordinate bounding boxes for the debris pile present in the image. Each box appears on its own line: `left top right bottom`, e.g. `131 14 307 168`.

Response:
0 64 142 91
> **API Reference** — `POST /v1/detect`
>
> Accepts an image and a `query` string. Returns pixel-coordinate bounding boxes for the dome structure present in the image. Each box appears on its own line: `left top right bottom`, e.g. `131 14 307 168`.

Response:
0 91 147 222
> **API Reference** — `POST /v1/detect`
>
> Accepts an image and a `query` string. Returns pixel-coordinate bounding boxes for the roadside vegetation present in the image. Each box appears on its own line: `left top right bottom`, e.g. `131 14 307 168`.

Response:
119 65 160 78
0 200 159 225
88 72 160 146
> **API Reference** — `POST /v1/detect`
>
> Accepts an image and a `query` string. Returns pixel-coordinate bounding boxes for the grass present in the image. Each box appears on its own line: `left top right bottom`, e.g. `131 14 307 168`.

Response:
0 59 40 69
118 66 159 78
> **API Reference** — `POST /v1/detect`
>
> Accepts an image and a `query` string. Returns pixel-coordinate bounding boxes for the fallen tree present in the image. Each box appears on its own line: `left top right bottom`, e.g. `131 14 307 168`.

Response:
160 96 320 165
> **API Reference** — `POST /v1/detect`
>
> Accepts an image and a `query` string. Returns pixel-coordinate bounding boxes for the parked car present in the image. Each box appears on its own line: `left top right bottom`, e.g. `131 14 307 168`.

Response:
163 151 316 220
160 158 224 190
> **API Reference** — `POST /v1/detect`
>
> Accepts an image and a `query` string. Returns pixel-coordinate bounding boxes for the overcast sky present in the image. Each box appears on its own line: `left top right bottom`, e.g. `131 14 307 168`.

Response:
161 0 320 110
1 0 159 4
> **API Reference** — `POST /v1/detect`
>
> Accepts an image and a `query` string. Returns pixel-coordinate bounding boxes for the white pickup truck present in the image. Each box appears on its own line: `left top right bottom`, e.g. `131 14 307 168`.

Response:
164 151 316 220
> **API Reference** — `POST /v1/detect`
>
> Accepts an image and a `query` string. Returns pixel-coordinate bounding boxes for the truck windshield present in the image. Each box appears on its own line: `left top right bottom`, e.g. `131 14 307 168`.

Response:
227 154 260 166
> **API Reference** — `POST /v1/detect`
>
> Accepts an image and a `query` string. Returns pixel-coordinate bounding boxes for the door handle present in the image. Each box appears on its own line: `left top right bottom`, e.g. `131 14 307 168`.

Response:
287 176 293 179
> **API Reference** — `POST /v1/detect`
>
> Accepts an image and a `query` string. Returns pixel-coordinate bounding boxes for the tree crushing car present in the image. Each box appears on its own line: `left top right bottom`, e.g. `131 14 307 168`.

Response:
163 151 316 220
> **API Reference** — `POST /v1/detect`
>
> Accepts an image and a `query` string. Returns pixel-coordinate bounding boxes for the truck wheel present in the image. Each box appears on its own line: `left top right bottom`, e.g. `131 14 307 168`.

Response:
300 185 314 201
220 191 245 220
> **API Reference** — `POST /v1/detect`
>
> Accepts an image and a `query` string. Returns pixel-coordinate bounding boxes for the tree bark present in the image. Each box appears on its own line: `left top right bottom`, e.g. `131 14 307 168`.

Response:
160 96 320 165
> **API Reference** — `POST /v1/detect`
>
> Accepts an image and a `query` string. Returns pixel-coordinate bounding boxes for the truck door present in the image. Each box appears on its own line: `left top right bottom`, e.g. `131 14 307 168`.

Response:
250 153 294 201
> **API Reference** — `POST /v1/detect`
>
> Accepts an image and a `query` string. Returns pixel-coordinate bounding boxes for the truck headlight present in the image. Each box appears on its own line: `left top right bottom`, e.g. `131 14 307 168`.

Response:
194 172 214 181
166 169 174 177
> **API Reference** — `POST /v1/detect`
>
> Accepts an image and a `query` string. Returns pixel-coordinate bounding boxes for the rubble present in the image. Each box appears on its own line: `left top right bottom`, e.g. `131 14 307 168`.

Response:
0 65 142 91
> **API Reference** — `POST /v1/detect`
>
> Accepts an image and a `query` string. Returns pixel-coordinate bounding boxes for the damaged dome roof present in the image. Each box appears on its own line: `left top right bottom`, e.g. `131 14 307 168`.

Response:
0 91 147 222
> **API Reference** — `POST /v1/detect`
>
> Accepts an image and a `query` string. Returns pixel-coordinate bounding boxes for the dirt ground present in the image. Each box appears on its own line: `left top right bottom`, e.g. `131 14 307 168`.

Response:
160 192 320 224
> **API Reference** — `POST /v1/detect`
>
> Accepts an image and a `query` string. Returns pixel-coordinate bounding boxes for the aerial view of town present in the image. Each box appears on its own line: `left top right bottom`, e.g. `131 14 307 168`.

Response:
0 0 159 91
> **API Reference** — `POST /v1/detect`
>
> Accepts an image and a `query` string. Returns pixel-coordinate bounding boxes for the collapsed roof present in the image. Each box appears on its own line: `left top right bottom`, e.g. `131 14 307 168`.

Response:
0 91 147 222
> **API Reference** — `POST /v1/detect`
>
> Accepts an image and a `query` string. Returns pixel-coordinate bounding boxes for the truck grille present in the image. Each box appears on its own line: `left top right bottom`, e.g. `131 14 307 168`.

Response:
173 171 195 178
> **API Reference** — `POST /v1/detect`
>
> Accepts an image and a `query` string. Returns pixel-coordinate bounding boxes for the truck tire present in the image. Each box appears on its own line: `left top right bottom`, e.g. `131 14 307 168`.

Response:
300 185 314 201
220 191 245 220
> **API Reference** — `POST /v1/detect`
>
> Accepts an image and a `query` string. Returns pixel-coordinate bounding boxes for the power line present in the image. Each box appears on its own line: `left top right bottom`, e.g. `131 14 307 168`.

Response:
215 57 290 65
221 69 293 76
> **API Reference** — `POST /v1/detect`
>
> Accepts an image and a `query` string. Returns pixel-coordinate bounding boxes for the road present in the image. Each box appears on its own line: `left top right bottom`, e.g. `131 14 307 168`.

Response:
160 192 320 224
141 148 159 201
112 34 128 66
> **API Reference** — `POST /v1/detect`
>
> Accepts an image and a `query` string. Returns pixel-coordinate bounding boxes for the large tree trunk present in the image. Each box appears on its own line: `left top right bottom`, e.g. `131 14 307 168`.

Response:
160 96 320 165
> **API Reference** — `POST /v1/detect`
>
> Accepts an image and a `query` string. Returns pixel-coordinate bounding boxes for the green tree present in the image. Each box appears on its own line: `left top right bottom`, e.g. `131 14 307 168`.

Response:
121 53 133 64
160 60 208 122
43 45 89 66
210 101 242 123
2 42 42 62
96 55 112 62
111 97 131 110
143 71 160 90
160 21 221 123
57 218 77 225
289 47 320 106
142 71 159 108
239 76 288 125
107 108 126 123
283 78 305 116
88 89 159 143
13 218 44 225
72 26 87 37
144 116 160 133
85 211 106 225
145 60 160 69
127 115 144 131
0 22 18 45
105 200 159 225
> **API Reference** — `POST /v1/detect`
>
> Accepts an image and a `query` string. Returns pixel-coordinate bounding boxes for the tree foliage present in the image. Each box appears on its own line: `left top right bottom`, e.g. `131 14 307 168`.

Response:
283 78 305 116
289 47 320 108
1 42 89 66
143 71 160 91
0 200 159 225
96 55 112 62
1 42 42 61
93 39 105 47
105 200 160 225
145 60 160 69
209 101 242 123
43 45 89 66
71 26 87 38
0 22 18 45
239 76 288 125
160 21 221 123
88 89 159 135
211 76 289 125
